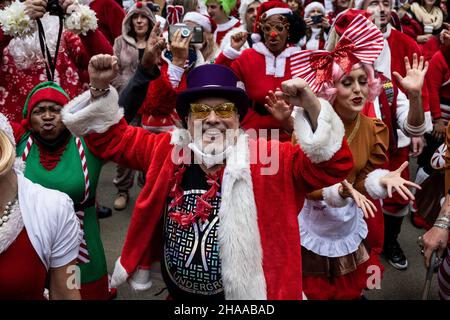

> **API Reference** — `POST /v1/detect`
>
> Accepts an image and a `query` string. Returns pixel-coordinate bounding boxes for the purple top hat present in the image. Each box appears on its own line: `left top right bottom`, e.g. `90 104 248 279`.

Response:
176 64 249 120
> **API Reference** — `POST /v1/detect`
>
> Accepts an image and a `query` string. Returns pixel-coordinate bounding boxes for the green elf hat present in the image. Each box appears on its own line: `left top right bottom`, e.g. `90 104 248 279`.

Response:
21 81 70 129
206 0 237 16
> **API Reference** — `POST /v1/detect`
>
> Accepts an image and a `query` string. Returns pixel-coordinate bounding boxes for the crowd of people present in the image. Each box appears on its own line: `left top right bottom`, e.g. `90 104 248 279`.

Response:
0 0 449 301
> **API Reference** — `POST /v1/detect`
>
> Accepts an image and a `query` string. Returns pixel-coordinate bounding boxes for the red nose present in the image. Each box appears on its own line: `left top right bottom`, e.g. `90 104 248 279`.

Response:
270 31 277 38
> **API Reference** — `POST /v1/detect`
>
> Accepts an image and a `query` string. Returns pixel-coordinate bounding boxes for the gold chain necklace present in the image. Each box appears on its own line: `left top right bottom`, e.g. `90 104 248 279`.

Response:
346 114 361 145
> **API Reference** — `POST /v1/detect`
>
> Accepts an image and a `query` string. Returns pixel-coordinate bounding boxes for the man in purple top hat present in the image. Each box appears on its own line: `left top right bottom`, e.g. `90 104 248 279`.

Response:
61 41 353 299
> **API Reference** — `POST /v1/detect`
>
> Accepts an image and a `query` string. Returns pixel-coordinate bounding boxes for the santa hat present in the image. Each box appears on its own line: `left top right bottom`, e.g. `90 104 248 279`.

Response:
332 9 371 36
21 82 70 129
183 11 217 33
304 1 325 17
251 1 292 43
238 0 267 25
206 0 238 16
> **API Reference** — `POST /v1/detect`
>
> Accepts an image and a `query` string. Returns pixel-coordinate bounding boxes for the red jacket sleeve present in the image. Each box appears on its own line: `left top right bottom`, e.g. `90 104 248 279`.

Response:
426 51 447 120
66 30 113 71
85 118 172 172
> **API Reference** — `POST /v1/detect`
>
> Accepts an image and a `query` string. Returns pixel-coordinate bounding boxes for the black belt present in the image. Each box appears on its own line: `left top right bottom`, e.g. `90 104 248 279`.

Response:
74 198 96 212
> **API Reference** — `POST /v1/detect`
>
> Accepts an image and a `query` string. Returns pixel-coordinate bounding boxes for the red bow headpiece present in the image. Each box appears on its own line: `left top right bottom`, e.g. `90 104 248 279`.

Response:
166 5 184 25
290 14 384 93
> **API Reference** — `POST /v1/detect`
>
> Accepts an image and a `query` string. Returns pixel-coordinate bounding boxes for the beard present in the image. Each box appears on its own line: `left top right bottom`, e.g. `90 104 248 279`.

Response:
7 14 63 69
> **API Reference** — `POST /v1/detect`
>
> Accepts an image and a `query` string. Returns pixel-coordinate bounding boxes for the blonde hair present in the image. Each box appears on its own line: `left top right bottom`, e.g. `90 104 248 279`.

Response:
0 130 15 175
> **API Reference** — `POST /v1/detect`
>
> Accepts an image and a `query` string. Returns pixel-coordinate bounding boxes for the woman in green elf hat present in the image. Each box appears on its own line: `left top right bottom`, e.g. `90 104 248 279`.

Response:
13 81 112 300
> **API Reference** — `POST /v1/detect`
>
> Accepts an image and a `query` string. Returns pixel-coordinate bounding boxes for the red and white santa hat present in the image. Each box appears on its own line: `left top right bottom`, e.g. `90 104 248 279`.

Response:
251 0 292 43
304 1 325 17
182 12 217 33
238 0 267 25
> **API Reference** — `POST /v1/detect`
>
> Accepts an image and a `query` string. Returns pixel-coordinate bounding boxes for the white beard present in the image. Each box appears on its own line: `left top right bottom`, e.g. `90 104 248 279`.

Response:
7 14 63 69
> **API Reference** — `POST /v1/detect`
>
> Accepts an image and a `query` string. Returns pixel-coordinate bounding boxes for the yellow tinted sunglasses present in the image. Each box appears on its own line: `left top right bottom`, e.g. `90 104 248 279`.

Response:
190 102 237 120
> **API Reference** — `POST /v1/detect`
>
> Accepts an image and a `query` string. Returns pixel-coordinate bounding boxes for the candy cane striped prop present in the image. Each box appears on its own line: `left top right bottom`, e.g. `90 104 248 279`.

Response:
21 136 91 264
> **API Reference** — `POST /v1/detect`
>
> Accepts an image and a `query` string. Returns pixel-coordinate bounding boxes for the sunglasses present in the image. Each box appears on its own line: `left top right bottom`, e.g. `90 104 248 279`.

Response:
190 102 237 120
261 23 289 33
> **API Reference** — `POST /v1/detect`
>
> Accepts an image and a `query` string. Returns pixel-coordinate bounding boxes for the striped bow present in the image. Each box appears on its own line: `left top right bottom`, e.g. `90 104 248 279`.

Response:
290 14 384 93
166 5 184 25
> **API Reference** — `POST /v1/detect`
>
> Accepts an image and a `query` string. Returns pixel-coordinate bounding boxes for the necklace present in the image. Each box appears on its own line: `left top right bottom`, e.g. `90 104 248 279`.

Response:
0 198 18 227
346 114 361 145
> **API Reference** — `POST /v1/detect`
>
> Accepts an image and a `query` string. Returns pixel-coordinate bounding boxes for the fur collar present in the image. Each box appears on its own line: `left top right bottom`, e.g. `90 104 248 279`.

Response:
252 43 300 77
169 128 267 299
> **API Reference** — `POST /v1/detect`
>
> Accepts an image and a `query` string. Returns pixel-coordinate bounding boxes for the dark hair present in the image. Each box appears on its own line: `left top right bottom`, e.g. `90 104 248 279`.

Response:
258 12 305 45
128 14 153 41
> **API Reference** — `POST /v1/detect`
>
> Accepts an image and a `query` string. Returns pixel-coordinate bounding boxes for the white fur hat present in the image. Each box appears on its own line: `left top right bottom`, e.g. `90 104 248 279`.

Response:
304 1 325 17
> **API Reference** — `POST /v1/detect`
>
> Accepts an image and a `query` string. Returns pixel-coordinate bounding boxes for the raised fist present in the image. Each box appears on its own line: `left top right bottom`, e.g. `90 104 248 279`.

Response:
88 54 119 90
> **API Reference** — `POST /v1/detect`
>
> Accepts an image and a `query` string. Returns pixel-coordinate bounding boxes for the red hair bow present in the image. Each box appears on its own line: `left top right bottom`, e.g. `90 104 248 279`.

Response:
166 5 184 25
290 14 384 93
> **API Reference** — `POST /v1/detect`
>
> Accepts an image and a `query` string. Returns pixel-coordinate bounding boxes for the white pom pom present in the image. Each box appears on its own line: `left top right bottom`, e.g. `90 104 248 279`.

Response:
0 1 36 38
251 33 261 43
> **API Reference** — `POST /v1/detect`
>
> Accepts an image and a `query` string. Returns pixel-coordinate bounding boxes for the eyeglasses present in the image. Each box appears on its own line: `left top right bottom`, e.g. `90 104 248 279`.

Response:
190 102 237 120
261 23 289 33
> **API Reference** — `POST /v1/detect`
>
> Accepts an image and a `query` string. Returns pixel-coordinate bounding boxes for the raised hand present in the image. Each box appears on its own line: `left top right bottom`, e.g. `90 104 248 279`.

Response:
409 136 425 157
340 180 377 219
141 22 166 71
24 0 47 20
88 54 119 90
264 90 294 123
170 29 192 69
379 161 421 201
393 53 429 95
230 32 248 51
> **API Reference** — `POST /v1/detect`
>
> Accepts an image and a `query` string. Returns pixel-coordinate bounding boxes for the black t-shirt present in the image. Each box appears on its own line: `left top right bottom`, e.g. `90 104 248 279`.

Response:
161 164 225 301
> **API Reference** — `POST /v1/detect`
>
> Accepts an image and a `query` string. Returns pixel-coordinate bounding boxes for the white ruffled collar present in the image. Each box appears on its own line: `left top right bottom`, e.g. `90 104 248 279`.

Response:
252 42 300 77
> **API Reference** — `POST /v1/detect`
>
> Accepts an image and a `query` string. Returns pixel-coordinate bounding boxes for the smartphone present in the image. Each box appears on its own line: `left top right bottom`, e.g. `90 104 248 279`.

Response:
311 15 323 24
168 24 204 44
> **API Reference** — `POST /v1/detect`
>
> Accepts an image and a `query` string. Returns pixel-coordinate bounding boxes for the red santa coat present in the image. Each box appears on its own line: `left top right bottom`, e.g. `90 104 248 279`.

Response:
215 43 300 141
214 17 241 46
90 0 125 46
62 88 353 299
426 49 450 121
0 28 112 123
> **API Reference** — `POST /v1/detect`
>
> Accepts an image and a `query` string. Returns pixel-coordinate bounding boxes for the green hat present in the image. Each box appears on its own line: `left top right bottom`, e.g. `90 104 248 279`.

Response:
206 0 237 16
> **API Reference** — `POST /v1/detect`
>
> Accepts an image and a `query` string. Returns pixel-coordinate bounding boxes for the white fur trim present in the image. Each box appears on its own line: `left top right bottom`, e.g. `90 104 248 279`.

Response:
218 133 267 299
110 257 129 288
62 87 123 137
323 183 351 207
170 128 192 147
364 169 389 199
251 32 261 43
223 44 242 60
264 7 292 17
304 2 325 18
64 4 98 36
0 1 36 38
293 98 345 163
128 269 153 291
0 113 15 146
183 12 212 33
252 42 299 77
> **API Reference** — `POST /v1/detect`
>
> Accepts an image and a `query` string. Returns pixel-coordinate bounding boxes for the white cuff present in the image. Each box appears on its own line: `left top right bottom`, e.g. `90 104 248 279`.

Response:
167 62 185 88
323 183 352 207
364 169 390 199
110 257 129 288
293 98 345 163
62 86 123 137
223 45 242 60
0 1 36 38
128 269 153 291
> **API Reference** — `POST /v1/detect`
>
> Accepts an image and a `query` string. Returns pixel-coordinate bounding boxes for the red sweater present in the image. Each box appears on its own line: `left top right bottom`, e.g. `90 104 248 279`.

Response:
426 50 450 120
85 119 353 299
